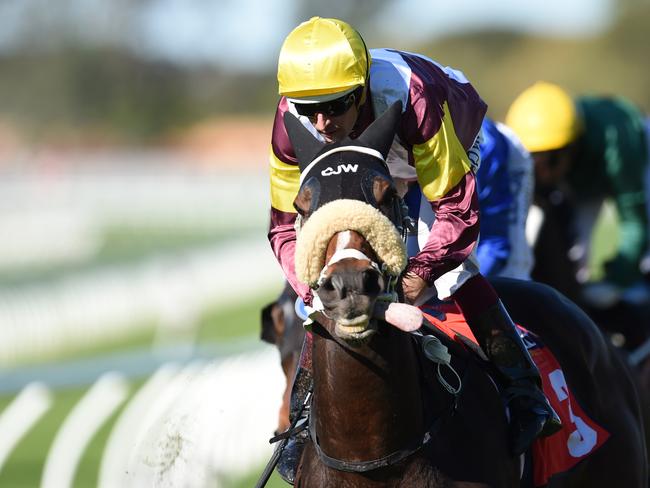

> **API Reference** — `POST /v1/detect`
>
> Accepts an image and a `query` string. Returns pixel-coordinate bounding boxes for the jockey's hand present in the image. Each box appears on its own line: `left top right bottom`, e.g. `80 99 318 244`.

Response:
400 271 427 305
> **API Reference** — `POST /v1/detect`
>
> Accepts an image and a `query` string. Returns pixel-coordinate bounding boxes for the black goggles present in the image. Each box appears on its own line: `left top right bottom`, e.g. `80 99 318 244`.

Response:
293 91 357 117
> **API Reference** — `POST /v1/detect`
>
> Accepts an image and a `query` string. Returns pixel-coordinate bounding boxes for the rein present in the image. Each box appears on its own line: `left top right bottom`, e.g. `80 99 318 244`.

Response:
301 196 457 474
308 320 463 474
308 395 456 473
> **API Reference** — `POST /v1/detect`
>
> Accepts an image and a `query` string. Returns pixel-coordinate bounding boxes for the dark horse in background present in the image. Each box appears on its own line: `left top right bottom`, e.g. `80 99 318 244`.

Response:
261 103 647 486
530 183 650 395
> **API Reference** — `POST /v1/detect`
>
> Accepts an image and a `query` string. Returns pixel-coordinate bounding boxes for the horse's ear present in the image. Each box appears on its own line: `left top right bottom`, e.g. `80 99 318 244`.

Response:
260 301 278 344
283 111 325 171
356 101 403 159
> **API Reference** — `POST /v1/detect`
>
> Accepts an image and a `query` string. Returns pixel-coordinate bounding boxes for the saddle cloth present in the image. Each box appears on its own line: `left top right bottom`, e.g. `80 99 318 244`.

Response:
421 302 610 487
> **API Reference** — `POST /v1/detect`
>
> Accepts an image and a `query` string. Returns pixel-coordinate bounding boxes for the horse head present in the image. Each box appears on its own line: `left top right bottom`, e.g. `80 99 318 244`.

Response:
284 102 409 341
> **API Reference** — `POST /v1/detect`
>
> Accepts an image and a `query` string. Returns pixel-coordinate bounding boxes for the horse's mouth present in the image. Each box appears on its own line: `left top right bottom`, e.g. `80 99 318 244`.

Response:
334 314 376 341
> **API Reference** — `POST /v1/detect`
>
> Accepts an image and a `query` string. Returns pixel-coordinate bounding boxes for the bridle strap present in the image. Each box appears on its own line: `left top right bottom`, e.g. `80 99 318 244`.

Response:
308 399 452 473
326 248 377 267
307 321 461 474
316 248 383 288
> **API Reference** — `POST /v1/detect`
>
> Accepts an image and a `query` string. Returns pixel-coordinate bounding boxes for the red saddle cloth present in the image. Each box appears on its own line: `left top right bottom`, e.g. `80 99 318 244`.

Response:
421 303 610 487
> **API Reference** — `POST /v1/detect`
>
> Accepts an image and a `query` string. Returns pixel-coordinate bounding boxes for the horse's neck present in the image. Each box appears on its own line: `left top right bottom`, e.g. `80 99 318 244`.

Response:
311 326 425 461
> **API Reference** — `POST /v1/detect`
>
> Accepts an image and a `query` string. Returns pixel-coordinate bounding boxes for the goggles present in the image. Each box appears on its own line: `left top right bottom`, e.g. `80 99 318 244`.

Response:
293 91 357 118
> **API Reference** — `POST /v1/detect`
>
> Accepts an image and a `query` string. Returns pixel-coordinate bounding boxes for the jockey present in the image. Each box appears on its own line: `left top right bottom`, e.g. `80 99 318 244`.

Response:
404 116 534 281
506 82 650 306
405 117 534 280
474 118 535 279
268 17 560 483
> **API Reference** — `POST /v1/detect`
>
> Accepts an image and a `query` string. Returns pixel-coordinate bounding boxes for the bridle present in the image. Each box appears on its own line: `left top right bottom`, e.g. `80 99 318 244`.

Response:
306 225 463 473
307 318 462 473
294 142 460 473
315 246 399 312
297 144 415 241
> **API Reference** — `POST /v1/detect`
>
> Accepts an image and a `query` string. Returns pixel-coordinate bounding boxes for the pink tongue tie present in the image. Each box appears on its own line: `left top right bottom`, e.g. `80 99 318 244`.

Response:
373 302 423 332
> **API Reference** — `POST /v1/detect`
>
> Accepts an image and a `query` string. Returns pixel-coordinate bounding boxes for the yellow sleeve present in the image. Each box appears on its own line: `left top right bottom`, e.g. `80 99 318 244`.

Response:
269 146 300 213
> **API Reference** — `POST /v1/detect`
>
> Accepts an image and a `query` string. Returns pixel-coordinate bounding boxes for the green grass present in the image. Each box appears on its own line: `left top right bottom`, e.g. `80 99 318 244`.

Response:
0 287 286 486
2 286 282 369
0 383 138 488
0 225 261 287
0 380 291 488
72 384 140 488
98 225 259 262
196 287 282 343
4 320 158 369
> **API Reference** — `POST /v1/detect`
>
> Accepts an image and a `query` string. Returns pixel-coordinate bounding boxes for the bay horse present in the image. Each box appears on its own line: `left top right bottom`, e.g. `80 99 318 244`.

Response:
261 281 304 433
278 103 647 487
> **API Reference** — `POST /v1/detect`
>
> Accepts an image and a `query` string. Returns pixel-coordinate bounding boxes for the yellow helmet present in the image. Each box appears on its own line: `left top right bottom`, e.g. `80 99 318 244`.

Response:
505 81 581 152
277 17 371 100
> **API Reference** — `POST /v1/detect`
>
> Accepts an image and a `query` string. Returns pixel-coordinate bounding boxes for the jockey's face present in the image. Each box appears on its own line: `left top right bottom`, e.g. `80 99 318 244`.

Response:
306 97 360 143
532 145 575 187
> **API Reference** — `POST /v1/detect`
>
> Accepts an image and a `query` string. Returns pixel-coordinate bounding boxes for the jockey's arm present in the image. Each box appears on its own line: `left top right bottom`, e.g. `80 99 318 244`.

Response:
396 60 486 288
268 103 313 304
405 121 482 287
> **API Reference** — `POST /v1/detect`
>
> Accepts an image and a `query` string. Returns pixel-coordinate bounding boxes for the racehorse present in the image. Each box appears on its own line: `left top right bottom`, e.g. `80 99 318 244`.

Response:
275 102 647 487
261 281 303 434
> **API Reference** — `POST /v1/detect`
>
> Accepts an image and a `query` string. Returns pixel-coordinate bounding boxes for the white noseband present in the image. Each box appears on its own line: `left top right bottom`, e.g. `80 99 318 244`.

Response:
317 248 382 287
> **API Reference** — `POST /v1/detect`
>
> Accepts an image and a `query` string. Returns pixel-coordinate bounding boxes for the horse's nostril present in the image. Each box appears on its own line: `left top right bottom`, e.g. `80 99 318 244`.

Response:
321 277 335 292
362 269 381 295
321 275 347 299
321 276 346 298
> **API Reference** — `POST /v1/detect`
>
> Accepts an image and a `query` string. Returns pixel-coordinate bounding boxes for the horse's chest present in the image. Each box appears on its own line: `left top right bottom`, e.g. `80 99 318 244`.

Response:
296 447 452 488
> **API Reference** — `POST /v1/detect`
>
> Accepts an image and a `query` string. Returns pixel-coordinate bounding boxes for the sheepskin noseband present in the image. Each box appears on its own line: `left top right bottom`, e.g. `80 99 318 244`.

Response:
295 199 407 288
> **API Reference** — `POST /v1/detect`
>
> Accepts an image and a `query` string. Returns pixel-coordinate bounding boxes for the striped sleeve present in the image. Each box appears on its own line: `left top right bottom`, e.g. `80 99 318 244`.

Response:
399 52 487 283
268 98 312 302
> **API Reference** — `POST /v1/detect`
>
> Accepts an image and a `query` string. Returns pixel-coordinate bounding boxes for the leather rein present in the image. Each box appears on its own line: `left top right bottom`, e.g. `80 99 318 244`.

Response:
307 319 461 473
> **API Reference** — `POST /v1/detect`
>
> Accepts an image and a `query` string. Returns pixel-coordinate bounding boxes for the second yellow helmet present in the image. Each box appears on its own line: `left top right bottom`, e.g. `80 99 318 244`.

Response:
505 81 581 152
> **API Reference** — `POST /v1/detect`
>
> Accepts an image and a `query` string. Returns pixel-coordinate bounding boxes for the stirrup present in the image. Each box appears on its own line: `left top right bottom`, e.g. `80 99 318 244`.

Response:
275 417 309 485
505 384 562 455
